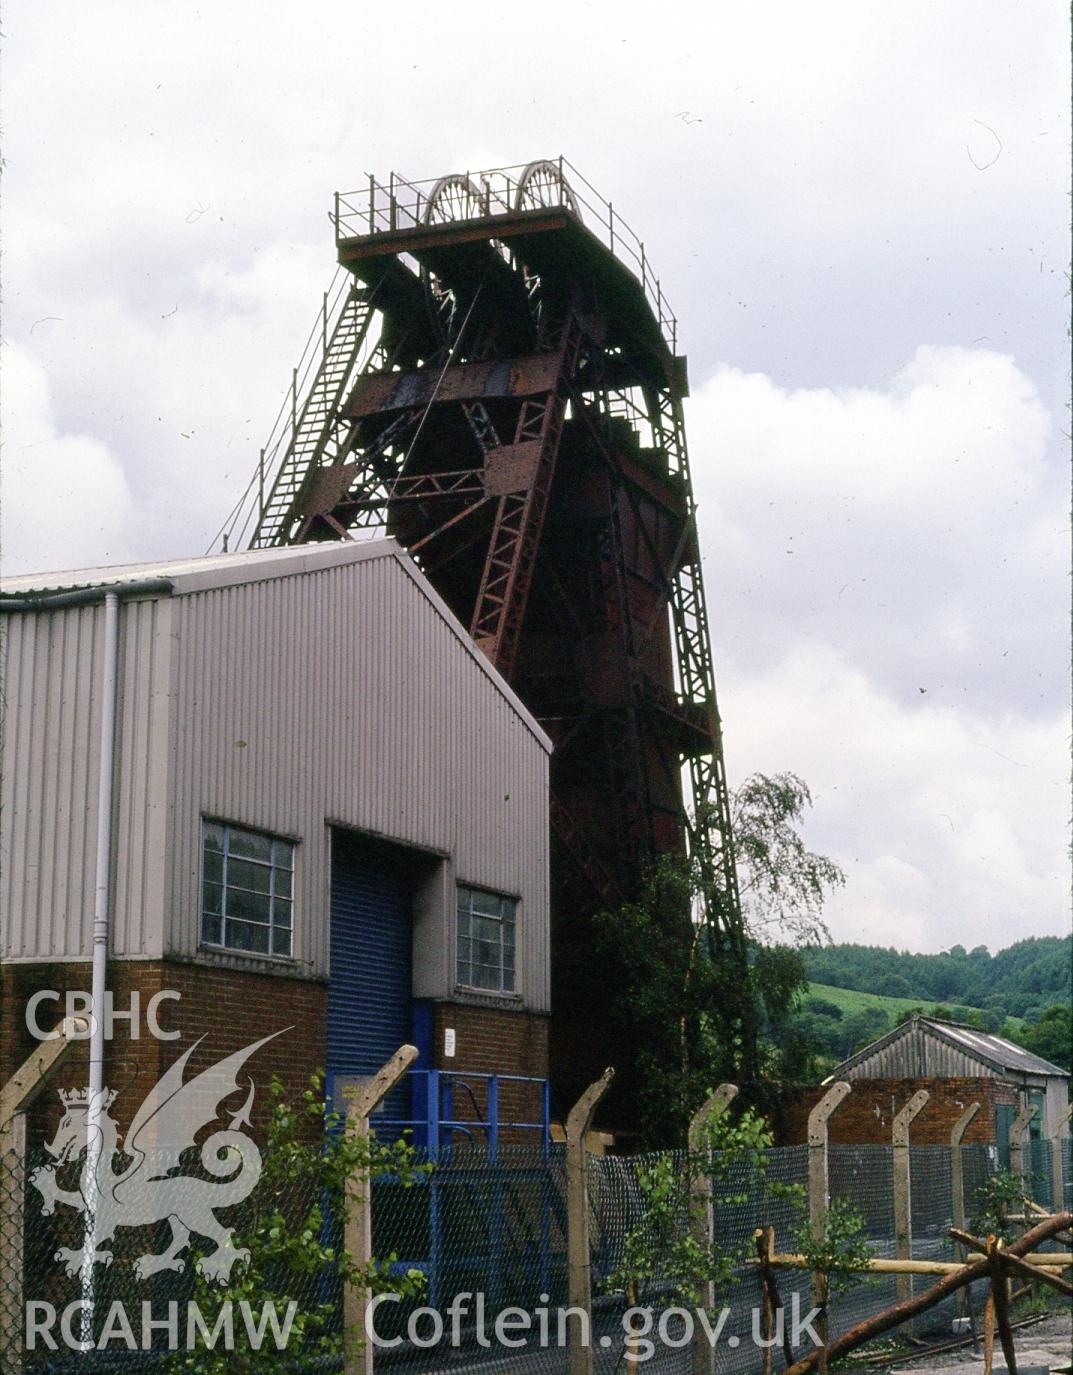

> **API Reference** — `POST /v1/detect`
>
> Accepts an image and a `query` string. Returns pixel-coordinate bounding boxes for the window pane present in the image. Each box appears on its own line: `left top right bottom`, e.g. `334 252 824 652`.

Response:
272 925 292 957
272 867 293 899
226 887 271 923
472 890 501 917
226 919 270 954
228 829 273 863
227 857 272 895
202 881 223 916
272 838 294 870
201 914 222 945
273 898 292 929
203 821 225 853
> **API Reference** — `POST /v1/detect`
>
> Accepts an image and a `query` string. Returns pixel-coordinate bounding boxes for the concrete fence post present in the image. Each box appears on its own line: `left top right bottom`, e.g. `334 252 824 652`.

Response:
0 1016 89 1371
1050 1105 1072 1214
950 1102 980 1239
688 1083 738 1375
565 1068 614 1375
949 1100 981 1323
343 1044 419 1375
807 1081 851 1373
1008 1099 1037 1185
807 1082 851 1244
892 1089 929 1312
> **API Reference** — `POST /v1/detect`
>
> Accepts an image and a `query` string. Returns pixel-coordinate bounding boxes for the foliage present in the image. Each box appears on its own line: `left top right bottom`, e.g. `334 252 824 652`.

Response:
801 935 1072 1022
969 1169 1040 1243
790 1195 875 1298
607 1104 775 1307
732 772 845 946
168 1071 429 1374
1017 1002 1072 1070
593 772 845 1142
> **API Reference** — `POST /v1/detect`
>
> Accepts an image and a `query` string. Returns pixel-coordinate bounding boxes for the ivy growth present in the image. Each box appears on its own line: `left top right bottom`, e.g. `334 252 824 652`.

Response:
787 1194 875 1298
168 1071 430 1374
606 1103 776 1309
969 1168 1039 1242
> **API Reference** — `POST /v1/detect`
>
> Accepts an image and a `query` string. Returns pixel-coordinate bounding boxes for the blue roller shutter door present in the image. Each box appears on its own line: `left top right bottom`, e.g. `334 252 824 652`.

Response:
327 835 413 1123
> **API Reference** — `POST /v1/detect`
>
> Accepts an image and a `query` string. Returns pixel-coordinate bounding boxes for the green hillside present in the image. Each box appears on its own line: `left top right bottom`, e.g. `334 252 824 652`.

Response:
808 981 1024 1034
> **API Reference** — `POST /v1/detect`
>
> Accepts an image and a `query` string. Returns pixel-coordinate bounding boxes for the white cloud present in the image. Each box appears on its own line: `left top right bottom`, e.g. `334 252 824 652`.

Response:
721 642 1068 952
0 2 1066 954
690 346 1066 718
0 345 137 575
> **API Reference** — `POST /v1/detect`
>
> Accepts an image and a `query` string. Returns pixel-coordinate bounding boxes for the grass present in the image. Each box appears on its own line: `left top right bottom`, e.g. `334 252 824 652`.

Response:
807 981 1024 1033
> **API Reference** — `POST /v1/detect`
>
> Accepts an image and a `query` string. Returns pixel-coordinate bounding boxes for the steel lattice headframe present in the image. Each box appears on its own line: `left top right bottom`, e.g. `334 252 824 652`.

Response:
231 159 745 1106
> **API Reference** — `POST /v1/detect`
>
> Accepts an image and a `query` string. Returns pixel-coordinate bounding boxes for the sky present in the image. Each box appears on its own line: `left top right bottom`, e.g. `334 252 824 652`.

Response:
1 2 1069 954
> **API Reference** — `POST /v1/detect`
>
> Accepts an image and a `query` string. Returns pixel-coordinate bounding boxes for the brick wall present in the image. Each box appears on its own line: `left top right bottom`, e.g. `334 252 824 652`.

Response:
432 1001 549 1140
1 958 326 1145
1 962 549 1147
777 1075 1018 1146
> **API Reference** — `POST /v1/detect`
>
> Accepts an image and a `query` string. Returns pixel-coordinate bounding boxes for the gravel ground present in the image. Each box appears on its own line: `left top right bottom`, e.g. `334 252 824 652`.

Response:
881 1309 1072 1375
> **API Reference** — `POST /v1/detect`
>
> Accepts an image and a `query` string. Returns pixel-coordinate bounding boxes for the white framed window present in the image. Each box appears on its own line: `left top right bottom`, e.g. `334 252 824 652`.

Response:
201 820 294 958
456 885 516 993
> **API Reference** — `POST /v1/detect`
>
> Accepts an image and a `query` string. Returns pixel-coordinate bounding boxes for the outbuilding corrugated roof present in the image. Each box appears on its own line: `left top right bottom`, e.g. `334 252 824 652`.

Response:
831 1014 1069 1080
926 1019 1068 1077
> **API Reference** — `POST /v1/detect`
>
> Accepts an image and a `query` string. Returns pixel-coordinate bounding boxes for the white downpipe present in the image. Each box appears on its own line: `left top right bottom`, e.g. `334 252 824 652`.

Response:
80 590 120 1347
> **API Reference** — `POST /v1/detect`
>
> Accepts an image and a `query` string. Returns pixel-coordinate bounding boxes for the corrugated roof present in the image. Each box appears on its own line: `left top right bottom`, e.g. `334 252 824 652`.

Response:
926 1019 1068 1077
831 1013 1069 1080
0 536 392 596
0 538 552 751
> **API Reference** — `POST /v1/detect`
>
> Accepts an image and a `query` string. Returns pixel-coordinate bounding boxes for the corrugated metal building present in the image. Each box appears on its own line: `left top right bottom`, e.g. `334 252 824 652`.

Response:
830 1013 1070 1144
1 539 551 1133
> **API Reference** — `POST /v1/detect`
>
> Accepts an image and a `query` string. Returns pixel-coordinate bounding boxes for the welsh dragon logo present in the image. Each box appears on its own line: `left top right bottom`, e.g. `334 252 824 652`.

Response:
30 1030 287 1284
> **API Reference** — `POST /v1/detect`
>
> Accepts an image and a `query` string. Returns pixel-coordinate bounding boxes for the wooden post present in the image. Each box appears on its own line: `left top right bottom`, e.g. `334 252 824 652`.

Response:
1050 1103 1072 1214
807 1083 851 1375
688 1084 738 1375
986 1240 1019 1375
343 1044 419 1375
565 1068 614 1375
1008 1099 1037 1184
0 1016 89 1372
892 1089 929 1311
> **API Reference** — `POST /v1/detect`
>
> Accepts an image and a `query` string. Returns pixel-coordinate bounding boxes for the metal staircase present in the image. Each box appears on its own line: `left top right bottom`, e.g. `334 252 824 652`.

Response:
250 282 376 547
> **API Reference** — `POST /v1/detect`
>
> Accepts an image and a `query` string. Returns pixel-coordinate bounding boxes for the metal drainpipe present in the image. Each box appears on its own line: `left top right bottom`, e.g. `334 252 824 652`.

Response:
81 590 120 1347
0 576 175 1346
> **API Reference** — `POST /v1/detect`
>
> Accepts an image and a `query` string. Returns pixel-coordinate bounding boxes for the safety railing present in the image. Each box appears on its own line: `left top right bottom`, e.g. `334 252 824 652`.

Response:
331 1068 551 1158
332 157 678 353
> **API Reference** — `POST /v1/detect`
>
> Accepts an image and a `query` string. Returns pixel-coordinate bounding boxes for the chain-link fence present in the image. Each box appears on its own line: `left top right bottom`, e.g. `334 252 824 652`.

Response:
2 1128 1070 1374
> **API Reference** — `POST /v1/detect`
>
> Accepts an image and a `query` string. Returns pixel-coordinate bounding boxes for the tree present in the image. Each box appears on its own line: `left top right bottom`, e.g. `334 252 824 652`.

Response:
732 772 845 945
1015 1003 1072 1071
802 996 844 1022
169 1072 428 1374
839 1007 889 1057
592 772 845 1144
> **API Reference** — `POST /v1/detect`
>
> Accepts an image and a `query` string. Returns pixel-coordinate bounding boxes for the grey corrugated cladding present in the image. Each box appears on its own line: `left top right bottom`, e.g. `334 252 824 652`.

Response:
1 540 551 1011
831 1015 1069 1082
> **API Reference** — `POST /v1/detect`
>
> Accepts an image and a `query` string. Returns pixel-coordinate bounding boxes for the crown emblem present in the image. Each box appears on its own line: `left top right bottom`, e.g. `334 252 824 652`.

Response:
58 1086 118 1110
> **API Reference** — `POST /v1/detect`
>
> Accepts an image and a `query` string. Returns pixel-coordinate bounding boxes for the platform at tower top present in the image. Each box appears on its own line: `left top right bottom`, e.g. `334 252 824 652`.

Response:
331 158 682 371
